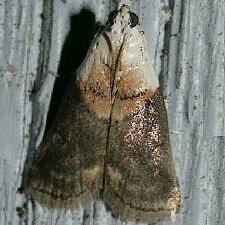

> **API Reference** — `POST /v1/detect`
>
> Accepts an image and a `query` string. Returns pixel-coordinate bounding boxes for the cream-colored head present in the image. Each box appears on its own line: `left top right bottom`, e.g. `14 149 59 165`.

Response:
105 4 139 45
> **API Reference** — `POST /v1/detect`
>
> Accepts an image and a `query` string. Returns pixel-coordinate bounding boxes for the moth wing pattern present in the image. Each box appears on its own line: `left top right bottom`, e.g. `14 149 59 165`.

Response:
25 31 112 208
103 24 180 222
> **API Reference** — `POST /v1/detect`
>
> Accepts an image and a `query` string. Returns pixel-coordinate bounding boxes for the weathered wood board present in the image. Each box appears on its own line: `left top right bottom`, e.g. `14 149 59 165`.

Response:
0 0 224 224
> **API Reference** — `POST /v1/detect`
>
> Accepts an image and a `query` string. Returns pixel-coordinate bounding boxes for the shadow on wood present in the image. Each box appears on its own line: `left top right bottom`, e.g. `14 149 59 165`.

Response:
46 8 100 131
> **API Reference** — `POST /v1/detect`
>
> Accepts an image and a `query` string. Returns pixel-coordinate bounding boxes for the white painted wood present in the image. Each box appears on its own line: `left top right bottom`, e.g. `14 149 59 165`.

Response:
0 0 224 224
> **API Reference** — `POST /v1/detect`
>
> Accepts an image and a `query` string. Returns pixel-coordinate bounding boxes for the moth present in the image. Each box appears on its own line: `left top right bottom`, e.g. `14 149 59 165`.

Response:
25 3 181 223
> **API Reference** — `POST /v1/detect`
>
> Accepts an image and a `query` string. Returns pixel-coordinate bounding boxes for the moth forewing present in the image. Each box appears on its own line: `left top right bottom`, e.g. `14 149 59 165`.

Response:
102 4 181 223
25 27 112 209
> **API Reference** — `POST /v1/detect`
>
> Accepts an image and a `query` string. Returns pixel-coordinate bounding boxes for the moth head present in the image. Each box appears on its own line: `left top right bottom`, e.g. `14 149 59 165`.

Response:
107 4 139 32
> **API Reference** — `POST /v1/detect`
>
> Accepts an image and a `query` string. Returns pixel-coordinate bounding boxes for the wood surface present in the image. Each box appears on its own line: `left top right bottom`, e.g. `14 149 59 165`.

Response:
0 0 224 224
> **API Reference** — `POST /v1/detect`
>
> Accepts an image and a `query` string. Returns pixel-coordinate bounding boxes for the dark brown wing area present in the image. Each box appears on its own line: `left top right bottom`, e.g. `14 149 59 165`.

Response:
25 84 108 208
103 89 180 222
